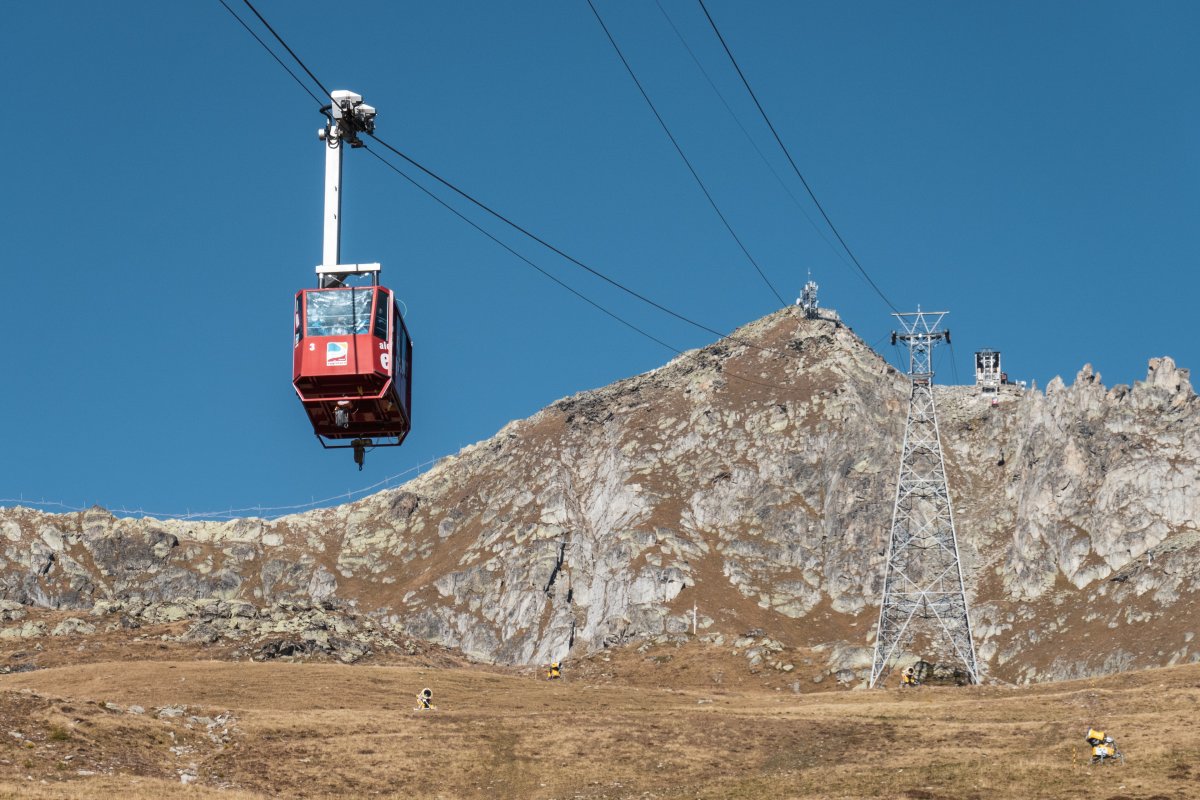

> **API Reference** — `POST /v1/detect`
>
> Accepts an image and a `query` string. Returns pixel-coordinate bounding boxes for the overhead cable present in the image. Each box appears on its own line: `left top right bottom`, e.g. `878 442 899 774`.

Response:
945 338 962 385
365 145 804 394
653 0 853 274
697 0 899 313
584 0 787 307
219 0 813 374
219 0 778 355
362 144 679 354
240 0 332 100
218 0 324 106
366 133 807 367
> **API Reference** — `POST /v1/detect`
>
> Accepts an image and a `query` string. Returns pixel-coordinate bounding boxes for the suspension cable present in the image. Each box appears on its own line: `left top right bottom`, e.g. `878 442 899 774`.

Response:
585 0 787 307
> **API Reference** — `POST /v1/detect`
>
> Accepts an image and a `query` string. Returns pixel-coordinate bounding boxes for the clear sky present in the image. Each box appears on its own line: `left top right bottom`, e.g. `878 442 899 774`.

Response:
3 1 1196 517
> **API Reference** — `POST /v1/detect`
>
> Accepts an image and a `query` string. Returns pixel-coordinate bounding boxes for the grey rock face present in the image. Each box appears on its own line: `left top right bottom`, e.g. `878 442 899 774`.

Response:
0 308 1196 683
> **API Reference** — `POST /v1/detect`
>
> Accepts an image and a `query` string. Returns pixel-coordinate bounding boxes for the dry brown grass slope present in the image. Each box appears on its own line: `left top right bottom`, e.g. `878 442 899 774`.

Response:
0 650 1195 799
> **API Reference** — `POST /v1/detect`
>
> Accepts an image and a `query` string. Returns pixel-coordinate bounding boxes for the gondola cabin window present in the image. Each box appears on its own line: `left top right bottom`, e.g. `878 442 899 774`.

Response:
306 289 373 337
373 292 388 339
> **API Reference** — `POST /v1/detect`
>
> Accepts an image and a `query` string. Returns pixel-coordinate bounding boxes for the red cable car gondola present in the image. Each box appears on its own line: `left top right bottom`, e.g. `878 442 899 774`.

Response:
292 280 412 458
293 89 412 468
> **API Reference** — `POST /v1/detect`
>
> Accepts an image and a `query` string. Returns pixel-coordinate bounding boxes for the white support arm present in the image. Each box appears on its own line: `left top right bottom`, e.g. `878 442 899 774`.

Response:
322 135 343 271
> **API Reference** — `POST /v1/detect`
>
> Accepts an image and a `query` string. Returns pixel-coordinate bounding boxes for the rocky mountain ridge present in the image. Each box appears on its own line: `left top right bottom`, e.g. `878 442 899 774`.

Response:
1 306 1196 685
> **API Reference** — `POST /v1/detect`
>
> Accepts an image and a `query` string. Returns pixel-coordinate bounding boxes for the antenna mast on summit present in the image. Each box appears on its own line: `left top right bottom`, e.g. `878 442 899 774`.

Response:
870 308 979 687
797 271 819 319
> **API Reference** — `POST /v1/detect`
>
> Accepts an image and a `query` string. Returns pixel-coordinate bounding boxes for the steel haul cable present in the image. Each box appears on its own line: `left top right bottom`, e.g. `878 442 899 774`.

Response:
224 0 827 376
584 0 788 307
354 133 826 372
218 0 322 105
361 145 678 354
228 0 807 366
366 144 820 395
364 144 813 395
697 0 900 313
240 0 331 100
654 0 852 273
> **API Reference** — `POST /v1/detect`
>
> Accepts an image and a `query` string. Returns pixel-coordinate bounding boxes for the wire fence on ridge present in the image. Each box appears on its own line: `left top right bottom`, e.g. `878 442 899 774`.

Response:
0 455 447 523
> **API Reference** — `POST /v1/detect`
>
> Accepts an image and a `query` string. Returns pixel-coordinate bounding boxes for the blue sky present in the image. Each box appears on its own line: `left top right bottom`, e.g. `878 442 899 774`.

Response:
3 1 1196 517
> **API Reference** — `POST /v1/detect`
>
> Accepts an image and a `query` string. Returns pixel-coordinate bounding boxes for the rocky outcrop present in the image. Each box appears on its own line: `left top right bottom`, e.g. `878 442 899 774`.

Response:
0 308 1197 684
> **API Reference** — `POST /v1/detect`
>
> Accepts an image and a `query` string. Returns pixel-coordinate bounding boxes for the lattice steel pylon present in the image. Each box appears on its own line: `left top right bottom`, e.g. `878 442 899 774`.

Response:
869 309 980 687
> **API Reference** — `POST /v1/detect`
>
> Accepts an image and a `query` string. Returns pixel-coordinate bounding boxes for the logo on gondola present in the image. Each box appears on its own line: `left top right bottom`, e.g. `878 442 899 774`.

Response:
326 341 348 366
